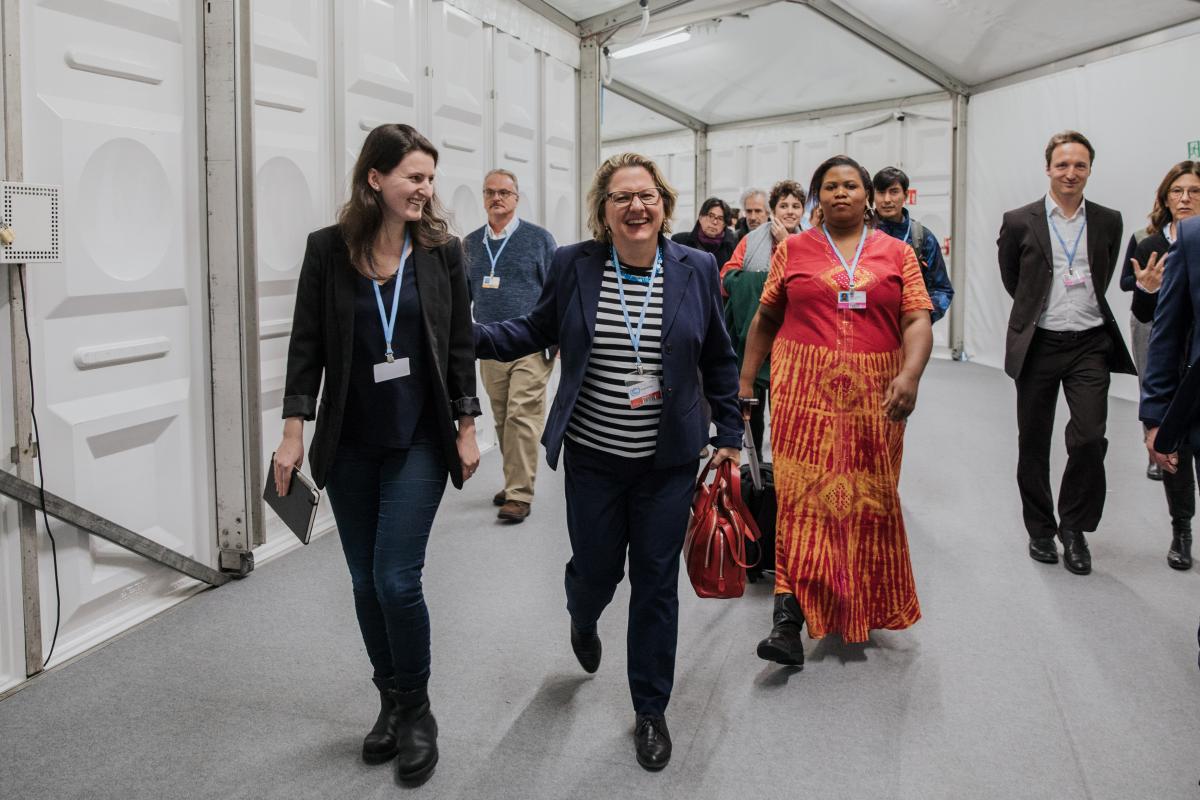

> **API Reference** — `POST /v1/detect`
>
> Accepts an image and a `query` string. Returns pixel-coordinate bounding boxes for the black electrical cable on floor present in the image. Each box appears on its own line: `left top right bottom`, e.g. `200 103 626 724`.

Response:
16 268 61 667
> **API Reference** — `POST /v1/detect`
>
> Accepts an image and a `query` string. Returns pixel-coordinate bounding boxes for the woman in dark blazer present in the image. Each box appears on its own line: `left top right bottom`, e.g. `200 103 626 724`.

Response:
1127 160 1200 570
274 123 481 784
475 153 742 772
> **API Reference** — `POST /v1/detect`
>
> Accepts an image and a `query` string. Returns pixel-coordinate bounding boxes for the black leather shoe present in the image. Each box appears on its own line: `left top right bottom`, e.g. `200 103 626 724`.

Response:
393 686 438 784
1059 529 1092 575
1168 531 1193 570
1028 537 1059 564
363 676 399 764
634 714 671 771
756 593 805 666
570 622 601 673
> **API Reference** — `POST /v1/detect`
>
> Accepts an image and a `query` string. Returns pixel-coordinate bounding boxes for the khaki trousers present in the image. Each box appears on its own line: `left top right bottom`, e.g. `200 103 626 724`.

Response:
480 352 554 503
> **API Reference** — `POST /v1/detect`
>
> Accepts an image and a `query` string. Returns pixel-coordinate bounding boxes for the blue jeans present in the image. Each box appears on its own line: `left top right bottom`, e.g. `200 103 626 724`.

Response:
324 439 447 689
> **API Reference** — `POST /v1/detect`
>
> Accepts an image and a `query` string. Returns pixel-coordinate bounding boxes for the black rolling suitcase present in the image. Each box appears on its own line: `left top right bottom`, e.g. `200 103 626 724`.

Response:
739 413 776 583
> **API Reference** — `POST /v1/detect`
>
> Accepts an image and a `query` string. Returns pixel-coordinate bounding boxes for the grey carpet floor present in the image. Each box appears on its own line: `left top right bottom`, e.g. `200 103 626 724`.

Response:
2 360 1198 800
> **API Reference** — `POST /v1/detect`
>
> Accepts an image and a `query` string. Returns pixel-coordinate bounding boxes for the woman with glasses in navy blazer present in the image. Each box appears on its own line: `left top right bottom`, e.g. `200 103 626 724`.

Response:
475 153 742 771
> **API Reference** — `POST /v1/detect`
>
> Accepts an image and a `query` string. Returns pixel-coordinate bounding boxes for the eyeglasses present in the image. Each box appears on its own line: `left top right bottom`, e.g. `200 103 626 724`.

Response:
606 188 662 207
483 189 517 199
702 212 727 224
1168 186 1200 199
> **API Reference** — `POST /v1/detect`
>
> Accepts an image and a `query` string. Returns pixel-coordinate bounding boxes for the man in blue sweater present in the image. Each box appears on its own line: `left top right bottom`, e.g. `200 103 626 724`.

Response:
465 169 558 522
872 166 955 323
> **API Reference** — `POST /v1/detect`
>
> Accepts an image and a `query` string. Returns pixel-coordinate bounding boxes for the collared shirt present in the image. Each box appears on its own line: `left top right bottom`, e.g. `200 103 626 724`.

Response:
1038 194 1105 331
486 216 520 240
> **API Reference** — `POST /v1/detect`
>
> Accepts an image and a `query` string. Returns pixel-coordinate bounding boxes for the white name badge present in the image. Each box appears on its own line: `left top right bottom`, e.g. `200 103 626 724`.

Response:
1063 272 1086 287
625 374 663 409
373 357 411 383
482 275 500 289
837 290 867 310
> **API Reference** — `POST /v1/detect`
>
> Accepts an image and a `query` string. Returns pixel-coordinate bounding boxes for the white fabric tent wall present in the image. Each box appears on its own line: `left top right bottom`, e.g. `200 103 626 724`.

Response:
964 30 1200 402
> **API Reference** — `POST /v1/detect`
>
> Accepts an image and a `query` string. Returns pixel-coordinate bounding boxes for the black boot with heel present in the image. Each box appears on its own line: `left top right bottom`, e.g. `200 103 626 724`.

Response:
362 676 399 764
393 686 438 784
756 593 805 667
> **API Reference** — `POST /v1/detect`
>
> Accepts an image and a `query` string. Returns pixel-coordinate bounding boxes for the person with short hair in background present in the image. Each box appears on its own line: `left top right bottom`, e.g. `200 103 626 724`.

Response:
671 196 738 268
463 168 558 523
997 130 1134 575
474 153 742 771
872 166 954 323
721 179 807 454
738 187 769 239
1128 161 1200 570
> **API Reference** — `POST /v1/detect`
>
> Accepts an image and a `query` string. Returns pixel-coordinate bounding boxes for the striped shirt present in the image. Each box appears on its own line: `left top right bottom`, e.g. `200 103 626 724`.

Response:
566 259 664 459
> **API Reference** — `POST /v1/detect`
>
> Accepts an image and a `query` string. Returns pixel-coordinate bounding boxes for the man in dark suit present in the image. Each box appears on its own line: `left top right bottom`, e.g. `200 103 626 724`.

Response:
1140 215 1200 666
998 130 1136 575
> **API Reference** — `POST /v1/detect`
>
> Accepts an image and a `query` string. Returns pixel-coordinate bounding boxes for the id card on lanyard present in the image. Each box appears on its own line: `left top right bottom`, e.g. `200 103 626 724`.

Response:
822 223 869 311
372 231 412 383
482 230 511 289
1049 211 1088 287
613 244 664 408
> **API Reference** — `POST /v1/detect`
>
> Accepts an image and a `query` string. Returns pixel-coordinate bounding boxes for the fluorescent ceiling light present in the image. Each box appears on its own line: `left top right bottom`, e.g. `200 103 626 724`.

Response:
610 27 691 59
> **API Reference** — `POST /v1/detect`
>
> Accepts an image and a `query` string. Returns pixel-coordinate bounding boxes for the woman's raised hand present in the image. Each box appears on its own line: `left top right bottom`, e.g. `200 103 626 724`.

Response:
1132 251 1166 293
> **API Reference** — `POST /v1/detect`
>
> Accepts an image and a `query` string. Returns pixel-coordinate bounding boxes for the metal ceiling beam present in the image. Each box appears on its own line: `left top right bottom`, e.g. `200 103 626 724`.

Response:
968 16 1200 95
787 0 969 96
512 0 578 35
705 90 949 134
578 0 695 40
607 79 707 133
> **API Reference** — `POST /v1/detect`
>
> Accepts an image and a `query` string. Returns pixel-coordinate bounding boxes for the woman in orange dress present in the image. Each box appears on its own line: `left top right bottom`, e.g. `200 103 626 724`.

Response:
737 155 933 666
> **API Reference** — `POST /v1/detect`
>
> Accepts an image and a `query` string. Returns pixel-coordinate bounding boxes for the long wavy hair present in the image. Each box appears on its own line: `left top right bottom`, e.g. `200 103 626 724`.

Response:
808 155 876 228
585 152 678 243
339 124 453 276
1147 161 1200 236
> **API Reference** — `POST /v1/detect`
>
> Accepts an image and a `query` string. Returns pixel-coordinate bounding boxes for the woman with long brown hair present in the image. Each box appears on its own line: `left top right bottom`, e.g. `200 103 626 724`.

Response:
1125 160 1200 569
274 123 481 783
738 155 933 666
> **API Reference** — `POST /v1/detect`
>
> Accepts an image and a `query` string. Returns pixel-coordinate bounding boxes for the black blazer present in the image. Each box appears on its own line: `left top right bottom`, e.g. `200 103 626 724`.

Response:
997 197 1135 379
671 225 738 269
282 225 481 489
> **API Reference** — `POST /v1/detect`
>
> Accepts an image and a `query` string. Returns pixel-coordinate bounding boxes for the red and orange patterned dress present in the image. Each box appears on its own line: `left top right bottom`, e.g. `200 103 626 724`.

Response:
760 227 932 642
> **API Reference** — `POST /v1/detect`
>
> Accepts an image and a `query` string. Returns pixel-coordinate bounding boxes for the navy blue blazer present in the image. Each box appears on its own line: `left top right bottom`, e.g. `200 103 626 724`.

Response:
474 236 742 470
1141 216 1200 442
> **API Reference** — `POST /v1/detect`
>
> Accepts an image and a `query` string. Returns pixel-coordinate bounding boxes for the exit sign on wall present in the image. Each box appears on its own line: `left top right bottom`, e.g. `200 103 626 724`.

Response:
1190 140 1200 159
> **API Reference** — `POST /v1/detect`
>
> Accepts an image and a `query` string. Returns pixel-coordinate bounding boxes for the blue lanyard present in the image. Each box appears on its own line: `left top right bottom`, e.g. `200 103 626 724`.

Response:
821 224 868 289
1048 212 1087 270
901 218 913 245
372 231 411 362
611 244 662 373
482 229 512 277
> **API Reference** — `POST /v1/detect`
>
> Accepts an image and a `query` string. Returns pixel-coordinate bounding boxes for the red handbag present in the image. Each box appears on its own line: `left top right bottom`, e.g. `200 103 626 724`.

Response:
684 457 762 599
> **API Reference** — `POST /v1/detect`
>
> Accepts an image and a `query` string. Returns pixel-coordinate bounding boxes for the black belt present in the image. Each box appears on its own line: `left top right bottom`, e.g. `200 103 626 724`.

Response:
1034 325 1106 341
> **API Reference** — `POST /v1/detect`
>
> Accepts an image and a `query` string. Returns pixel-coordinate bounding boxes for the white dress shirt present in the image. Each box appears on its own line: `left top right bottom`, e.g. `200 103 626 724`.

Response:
1038 194 1105 332
487 216 520 240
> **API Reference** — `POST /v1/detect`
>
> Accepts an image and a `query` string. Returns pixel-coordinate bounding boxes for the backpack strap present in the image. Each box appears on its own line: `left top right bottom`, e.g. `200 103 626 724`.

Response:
908 217 928 270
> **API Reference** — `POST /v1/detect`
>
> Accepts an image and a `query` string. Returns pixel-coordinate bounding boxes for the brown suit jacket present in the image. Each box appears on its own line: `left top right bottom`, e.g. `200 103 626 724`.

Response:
997 197 1136 379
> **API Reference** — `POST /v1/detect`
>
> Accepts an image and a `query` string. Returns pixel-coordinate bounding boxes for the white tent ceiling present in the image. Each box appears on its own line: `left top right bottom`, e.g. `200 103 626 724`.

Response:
538 0 1200 140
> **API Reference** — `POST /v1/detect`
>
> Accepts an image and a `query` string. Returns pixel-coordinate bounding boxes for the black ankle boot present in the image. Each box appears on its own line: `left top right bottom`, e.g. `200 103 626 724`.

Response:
362 676 398 764
756 593 805 666
393 686 438 784
1168 530 1193 570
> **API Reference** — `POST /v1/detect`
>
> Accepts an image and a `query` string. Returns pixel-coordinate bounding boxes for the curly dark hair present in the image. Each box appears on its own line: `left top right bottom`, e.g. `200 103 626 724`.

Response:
768 180 806 211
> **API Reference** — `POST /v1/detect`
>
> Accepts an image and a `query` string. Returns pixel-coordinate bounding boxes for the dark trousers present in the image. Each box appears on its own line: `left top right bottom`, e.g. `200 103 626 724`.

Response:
563 441 698 716
1162 445 1198 531
1015 327 1111 539
324 439 447 689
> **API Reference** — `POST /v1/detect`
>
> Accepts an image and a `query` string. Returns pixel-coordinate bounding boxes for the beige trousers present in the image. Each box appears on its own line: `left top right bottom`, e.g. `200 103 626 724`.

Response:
480 352 554 503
